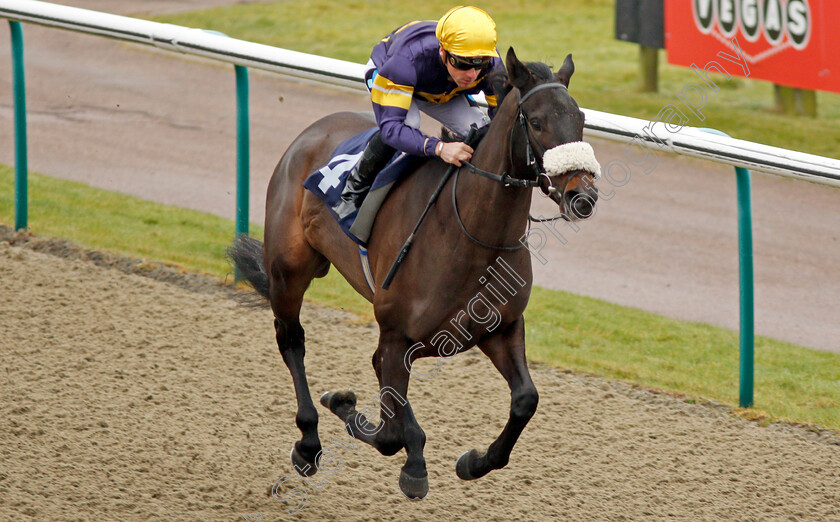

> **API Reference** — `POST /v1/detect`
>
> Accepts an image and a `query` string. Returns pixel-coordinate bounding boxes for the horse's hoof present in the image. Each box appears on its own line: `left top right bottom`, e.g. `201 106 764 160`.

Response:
456 449 480 481
399 469 429 500
319 391 332 408
290 446 319 477
319 389 357 412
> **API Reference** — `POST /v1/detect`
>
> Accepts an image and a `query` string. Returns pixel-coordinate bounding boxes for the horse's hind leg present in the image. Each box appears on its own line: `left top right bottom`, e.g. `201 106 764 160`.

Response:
267 246 329 477
456 316 538 481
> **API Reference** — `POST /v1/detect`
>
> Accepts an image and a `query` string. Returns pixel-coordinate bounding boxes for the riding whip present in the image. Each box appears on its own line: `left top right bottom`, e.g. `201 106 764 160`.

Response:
381 162 457 290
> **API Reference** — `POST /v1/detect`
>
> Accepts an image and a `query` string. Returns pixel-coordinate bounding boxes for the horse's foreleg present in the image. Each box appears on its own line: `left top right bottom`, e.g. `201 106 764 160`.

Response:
376 334 428 499
457 316 538 481
322 332 428 499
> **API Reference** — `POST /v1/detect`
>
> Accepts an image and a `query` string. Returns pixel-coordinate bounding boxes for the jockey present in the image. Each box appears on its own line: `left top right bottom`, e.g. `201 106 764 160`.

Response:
336 6 503 215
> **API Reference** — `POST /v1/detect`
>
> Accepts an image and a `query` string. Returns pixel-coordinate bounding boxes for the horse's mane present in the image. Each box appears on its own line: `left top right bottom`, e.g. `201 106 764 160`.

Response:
488 61 555 106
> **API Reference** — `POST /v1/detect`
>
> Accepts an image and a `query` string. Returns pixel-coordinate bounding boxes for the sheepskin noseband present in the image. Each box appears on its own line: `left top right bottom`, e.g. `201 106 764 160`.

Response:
542 142 601 178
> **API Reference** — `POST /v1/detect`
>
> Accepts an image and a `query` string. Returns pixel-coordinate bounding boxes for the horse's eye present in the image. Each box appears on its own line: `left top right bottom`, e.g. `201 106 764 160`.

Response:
530 119 542 131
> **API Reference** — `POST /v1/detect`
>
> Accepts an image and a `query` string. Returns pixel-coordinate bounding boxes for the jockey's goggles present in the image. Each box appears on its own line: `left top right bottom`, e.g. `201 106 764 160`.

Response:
447 52 492 71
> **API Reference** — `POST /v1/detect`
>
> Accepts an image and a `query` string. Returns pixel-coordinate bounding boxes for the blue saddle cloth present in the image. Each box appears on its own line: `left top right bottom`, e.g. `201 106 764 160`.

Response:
303 127 423 246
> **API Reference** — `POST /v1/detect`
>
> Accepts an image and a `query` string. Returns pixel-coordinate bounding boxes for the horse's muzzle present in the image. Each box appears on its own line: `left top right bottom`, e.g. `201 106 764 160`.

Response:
542 142 601 222
565 188 597 220
547 170 598 221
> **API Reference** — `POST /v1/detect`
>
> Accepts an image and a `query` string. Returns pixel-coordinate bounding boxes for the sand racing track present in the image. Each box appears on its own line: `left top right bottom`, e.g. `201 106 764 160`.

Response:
1 231 838 520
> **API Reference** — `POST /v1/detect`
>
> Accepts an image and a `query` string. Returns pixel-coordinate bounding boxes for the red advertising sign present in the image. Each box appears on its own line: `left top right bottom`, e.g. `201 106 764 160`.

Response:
665 0 840 93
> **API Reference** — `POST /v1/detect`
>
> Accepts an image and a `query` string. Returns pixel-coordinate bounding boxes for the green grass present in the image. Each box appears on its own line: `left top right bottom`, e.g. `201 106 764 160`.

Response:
526 287 840 429
0 169 235 275
2 165 839 431
0 166 372 316
149 0 840 159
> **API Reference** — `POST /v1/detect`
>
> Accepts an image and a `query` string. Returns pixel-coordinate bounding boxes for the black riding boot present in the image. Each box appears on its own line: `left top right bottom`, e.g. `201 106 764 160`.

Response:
334 132 394 218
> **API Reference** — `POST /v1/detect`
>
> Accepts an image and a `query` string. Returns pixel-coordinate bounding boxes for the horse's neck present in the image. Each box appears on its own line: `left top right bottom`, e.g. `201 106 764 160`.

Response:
455 99 532 245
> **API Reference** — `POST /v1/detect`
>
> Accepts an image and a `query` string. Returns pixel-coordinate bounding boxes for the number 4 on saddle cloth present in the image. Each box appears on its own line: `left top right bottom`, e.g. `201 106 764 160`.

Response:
303 127 424 246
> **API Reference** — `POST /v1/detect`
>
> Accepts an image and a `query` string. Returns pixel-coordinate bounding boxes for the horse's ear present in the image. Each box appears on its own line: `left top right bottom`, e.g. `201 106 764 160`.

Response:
505 47 535 92
555 53 575 88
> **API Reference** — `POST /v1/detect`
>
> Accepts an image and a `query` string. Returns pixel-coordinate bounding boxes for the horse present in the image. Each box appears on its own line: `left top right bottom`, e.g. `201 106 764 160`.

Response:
230 47 599 499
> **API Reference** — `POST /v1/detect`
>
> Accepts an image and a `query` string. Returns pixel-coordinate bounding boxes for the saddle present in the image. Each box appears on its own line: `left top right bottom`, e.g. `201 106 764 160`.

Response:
303 125 489 246
302 128 418 246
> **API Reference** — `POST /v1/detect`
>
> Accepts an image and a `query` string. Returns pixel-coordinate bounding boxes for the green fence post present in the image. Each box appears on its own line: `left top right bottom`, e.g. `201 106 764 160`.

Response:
203 30 250 282
9 21 28 231
233 64 249 284
734 165 754 407
699 128 755 408
235 64 249 241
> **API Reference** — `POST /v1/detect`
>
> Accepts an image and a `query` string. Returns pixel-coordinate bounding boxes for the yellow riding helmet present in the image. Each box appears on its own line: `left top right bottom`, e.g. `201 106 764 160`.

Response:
435 6 499 58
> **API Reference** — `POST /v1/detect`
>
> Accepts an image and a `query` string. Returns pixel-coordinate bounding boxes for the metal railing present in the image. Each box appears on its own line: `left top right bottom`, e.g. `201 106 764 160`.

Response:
4 0 840 407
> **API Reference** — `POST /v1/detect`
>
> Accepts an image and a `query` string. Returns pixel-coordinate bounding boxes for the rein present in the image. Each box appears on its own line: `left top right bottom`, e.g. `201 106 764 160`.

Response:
451 168 527 251
461 160 541 188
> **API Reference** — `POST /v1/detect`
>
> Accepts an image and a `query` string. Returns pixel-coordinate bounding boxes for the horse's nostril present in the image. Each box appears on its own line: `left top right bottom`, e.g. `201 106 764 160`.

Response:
566 191 596 220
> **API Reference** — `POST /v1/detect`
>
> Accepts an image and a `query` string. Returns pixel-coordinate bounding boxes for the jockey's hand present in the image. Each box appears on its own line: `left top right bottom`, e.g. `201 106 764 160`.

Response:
437 141 473 167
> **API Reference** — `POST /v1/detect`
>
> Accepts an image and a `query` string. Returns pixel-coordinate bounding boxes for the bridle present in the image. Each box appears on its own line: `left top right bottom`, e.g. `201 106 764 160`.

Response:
381 82 581 288
462 82 569 194
454 82 581 250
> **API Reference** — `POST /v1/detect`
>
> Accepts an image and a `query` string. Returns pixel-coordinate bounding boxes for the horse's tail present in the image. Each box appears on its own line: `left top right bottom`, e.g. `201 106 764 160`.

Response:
228 236 270 301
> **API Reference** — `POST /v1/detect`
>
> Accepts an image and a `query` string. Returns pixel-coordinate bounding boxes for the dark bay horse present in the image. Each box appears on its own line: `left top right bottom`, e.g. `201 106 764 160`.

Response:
230 47 598 499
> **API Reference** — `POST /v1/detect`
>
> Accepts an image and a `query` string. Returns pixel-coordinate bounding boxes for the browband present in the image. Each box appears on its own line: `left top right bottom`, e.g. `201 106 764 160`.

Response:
518 82 568 105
